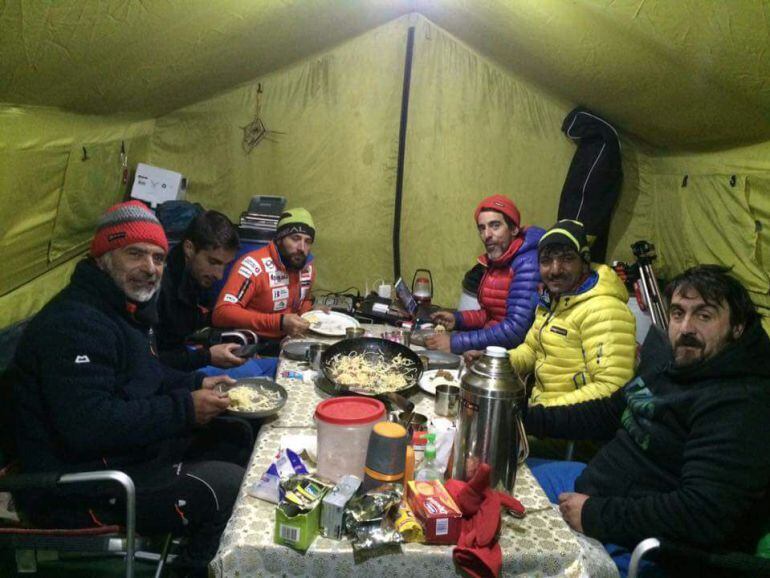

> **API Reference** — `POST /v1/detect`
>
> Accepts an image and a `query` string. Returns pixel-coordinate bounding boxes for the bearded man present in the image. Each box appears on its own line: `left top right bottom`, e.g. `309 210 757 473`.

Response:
212 207 317 339
10 201 247 576
525 265 770 577
426 194 543 353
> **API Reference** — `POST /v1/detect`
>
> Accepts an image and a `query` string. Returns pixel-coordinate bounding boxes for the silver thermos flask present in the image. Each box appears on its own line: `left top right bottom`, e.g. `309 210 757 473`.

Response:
452 345 526 493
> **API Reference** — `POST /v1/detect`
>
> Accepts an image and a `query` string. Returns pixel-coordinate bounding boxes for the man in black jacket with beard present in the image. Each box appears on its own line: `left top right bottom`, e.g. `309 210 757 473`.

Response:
526 265 770 577
11 201 247 577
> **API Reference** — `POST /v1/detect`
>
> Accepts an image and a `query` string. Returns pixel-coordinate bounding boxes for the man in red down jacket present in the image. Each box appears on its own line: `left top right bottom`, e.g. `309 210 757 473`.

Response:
426 195 544 354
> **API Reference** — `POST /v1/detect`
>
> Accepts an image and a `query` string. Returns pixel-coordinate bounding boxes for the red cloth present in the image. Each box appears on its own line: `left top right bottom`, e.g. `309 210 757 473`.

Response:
445 464 525 578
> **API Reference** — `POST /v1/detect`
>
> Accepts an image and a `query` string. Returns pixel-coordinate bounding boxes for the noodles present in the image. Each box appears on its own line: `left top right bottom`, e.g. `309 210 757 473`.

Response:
227 385 283 412
328 351 416 394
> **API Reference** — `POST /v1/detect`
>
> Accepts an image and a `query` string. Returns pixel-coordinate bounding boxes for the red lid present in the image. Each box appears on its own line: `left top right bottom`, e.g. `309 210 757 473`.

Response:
314 397 386 425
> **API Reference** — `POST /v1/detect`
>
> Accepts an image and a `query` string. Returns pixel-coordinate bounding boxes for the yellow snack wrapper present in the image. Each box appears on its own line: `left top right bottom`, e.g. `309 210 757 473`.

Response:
394 501 425 543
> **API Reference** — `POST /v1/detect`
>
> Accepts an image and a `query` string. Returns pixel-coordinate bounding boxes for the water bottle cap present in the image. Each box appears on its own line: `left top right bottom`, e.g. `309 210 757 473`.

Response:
485 346 508 358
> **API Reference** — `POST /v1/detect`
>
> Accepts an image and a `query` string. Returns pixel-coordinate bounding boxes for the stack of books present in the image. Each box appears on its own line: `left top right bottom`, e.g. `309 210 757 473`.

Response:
238 195 286 241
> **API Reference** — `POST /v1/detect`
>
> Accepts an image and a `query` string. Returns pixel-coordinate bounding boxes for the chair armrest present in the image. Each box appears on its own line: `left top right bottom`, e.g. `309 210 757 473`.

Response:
628 537 660 578
0 470 136 578
628 536 770 577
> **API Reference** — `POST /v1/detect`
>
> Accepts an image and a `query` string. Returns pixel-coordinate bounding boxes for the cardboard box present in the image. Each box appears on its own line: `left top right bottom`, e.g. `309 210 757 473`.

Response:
274 501 322 552
321 475 361 540
406 480 462 545
130 163 185 208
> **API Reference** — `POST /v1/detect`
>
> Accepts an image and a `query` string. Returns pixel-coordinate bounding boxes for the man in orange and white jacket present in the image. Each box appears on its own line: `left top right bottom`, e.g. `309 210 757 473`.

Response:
213 208 316 340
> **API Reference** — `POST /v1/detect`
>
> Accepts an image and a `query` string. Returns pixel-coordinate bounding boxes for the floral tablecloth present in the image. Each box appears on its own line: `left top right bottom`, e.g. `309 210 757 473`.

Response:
211 327 618 578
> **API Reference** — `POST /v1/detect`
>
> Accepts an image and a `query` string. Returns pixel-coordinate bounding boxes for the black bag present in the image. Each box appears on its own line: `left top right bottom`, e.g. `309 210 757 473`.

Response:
156 200 204 246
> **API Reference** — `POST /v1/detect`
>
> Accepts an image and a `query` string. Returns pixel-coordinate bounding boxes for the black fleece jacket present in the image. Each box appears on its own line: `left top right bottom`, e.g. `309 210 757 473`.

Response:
12 259 202 492
156 244 212 371
526 321 770 551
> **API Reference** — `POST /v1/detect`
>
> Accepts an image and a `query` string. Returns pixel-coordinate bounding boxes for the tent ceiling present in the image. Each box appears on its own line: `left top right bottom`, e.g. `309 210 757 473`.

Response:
0 0 413 117
2 0 769 150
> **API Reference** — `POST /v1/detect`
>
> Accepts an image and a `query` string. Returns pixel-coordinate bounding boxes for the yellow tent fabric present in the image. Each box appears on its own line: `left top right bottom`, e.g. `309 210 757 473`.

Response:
1 1 770 333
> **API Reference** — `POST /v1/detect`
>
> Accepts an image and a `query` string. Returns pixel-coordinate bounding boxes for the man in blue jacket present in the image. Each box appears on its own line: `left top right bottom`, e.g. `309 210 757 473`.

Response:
11 201 246 576
426 194 544 353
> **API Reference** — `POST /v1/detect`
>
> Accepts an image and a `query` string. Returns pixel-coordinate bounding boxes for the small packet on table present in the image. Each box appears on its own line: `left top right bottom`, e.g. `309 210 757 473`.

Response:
344 484 404 552
247 448 308 504
394 501 424 543
321 475 361 540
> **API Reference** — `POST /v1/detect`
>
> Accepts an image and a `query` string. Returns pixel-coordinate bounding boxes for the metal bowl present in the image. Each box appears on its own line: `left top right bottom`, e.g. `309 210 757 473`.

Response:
221 377 287 419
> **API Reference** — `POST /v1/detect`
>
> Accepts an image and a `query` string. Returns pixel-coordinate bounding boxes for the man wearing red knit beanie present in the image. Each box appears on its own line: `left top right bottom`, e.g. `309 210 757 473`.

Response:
10 200 247 577
426 194 545 354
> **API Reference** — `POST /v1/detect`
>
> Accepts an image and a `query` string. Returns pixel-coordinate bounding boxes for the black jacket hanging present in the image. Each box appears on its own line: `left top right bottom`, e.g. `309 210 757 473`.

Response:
557 108 623 262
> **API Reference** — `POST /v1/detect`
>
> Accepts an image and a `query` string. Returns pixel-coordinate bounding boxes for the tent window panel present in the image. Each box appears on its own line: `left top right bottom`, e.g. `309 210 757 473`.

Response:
652 175 699 277
48 142 125 263
746 177 770 290
0 148 69 296
654 174 768 293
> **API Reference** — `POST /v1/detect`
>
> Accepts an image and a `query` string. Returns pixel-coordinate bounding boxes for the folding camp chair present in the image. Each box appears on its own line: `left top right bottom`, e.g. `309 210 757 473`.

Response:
627 536 770 578
0 462 172 578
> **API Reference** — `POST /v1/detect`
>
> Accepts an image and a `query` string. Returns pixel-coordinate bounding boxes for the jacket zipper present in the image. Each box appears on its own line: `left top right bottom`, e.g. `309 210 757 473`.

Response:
533 302 559 394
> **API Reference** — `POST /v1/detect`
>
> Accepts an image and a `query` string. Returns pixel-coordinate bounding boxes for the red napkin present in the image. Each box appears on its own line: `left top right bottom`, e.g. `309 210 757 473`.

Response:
444 464 525 578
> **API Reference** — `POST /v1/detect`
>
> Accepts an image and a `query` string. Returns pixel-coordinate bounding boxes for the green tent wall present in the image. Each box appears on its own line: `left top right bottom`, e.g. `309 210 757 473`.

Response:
2 1 769 331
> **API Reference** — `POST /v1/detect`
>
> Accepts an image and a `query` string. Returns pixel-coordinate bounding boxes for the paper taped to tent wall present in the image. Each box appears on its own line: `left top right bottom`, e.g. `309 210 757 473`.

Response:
1 3 770 334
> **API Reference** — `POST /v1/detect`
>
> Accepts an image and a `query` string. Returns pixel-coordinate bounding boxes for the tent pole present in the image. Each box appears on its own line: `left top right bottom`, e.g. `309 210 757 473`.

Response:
393 26 415 283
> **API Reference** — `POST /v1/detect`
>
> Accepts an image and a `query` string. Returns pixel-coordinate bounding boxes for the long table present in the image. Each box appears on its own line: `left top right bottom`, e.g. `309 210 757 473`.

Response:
211 326 618 577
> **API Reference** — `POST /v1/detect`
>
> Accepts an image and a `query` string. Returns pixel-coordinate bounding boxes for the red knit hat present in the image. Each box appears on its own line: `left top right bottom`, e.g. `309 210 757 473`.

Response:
474 195 521 228
90 201 168 258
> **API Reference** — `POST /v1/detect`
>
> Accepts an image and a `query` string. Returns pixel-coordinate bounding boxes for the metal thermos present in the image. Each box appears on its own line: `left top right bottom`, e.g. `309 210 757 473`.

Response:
452 346 526 493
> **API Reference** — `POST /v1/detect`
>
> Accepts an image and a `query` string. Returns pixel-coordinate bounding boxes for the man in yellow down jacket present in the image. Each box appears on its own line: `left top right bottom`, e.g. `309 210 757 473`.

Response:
509 219 636 408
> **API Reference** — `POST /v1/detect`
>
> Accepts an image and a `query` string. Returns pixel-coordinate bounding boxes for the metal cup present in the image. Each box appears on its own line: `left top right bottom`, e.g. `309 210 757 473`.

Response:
305 342 329 370
435 384 460 417
399 329 412 348
345 327 365 339
400 412 428 438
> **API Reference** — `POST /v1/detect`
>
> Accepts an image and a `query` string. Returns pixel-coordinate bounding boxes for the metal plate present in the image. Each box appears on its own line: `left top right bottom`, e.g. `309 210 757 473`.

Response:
222 378 287 419
421 349 462 369
281 340 316 361
301 311 360 336
418 368 461 395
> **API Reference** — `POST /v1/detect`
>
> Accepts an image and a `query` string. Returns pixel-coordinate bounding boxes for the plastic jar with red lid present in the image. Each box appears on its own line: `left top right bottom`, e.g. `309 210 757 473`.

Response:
314 397 386 482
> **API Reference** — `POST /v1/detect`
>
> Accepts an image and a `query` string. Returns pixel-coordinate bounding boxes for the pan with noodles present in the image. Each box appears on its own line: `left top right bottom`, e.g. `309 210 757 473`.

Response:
319 337 422 398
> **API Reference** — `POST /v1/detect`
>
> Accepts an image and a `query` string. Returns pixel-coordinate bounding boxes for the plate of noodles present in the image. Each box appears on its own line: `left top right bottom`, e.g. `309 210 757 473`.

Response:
320 337 422 396
301 311 360 337
221 378 287 419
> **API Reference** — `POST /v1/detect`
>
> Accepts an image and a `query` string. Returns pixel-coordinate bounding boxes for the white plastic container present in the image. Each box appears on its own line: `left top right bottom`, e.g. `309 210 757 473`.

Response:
314 397 386 482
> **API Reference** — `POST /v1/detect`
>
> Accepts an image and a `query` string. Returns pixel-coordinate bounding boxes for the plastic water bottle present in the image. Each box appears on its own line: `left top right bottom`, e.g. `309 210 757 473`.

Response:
414 433 442 481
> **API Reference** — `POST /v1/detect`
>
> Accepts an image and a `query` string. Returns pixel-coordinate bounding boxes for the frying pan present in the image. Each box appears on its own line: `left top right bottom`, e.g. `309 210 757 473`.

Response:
319 337 423 411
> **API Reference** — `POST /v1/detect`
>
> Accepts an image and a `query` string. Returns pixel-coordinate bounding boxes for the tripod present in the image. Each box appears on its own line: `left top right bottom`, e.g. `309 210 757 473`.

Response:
613 241 668 331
